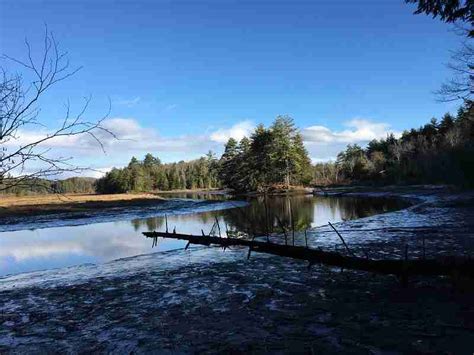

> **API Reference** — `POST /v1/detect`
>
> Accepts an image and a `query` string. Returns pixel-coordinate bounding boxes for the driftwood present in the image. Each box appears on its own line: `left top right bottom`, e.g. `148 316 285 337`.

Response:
143 231 474 279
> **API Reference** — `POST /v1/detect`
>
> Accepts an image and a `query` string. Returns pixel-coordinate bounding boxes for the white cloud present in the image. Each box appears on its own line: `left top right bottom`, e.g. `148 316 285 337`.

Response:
6 118 214 154
302 119 398 144
311 156 337 164
301 118 400 163
96 118 216 154
209 120 255 143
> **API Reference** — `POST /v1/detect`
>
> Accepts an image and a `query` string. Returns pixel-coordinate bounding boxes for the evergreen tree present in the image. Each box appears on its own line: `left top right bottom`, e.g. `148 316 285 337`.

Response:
292 133 312 185
219 138 240 190
270 116 297 187
143 153 161 168
218 116 313 192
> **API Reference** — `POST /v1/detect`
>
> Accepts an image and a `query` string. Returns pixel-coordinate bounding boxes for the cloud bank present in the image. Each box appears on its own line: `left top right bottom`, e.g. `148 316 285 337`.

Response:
301 119 400 162
302 119 396 144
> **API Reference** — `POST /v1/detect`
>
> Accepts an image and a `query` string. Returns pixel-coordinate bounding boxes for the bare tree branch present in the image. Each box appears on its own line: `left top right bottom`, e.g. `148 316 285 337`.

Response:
436 35 473 104
0 27 115 191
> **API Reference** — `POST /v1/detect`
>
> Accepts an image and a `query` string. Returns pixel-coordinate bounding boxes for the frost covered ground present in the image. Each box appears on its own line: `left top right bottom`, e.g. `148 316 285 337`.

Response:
0 186 473 353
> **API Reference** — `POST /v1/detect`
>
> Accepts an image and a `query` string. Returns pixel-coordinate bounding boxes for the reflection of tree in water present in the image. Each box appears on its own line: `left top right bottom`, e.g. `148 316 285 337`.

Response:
157 192 228 201
130 195 408 235
131 217 165 232
196 211 218 225
223 195 315 235
222 195 408 236
130 211 219 233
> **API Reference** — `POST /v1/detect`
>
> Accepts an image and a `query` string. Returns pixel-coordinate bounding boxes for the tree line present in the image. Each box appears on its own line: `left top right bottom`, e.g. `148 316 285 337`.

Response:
0 177 96 196
313 105 473 187
95 153 220 194
96 116 312 194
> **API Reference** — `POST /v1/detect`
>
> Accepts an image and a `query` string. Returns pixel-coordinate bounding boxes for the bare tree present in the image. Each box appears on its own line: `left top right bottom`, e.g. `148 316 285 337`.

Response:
0 28 115 192
437 24 474 103
404 1 473 104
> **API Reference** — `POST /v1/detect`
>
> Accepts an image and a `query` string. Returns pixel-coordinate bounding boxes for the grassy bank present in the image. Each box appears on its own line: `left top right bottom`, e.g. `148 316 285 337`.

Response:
0 193 166 218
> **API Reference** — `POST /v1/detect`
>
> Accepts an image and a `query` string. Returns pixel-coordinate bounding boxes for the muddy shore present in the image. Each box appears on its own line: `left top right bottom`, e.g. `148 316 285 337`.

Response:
0 186 473 353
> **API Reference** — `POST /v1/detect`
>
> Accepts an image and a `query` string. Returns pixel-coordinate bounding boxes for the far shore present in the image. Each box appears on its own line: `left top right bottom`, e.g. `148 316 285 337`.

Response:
0 193 168 219
0 189 235 219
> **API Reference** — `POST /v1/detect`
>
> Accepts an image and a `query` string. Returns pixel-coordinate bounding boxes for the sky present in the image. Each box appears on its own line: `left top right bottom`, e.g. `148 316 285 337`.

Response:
0 0 464 177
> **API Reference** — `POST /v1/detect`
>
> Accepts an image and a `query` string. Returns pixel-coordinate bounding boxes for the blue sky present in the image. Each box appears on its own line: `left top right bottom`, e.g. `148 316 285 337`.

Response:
0 0 463 175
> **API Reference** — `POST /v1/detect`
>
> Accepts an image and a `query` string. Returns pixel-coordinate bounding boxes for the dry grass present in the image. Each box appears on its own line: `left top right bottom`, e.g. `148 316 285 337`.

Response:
0 193 165 218
0 193 162 207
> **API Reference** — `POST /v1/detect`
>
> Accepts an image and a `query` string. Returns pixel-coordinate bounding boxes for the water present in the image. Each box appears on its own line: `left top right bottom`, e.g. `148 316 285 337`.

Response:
0 193 409 277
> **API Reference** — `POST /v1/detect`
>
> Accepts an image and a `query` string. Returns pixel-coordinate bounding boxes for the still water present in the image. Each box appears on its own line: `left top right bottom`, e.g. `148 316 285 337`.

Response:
0 193 408 277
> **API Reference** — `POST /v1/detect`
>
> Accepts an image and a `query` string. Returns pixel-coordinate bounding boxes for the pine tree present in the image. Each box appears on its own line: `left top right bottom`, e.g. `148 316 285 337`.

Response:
250 124 274 190
270 115 297 187
292 132 312 185
219 138 240 190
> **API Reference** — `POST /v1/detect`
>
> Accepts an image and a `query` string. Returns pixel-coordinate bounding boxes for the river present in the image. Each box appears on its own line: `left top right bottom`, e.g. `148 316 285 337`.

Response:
0 193 408 277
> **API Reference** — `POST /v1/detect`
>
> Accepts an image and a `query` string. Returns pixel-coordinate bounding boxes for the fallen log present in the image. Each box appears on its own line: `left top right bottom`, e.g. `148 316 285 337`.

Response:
143 231 474 279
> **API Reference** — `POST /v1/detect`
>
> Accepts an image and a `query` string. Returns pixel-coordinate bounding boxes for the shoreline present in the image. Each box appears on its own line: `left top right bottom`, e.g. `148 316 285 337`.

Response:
0 189 230 220
0 193 167 219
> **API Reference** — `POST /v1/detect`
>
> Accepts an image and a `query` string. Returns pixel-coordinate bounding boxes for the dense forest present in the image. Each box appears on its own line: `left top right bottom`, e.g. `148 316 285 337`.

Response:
95 153 220 194
313 104 473 187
